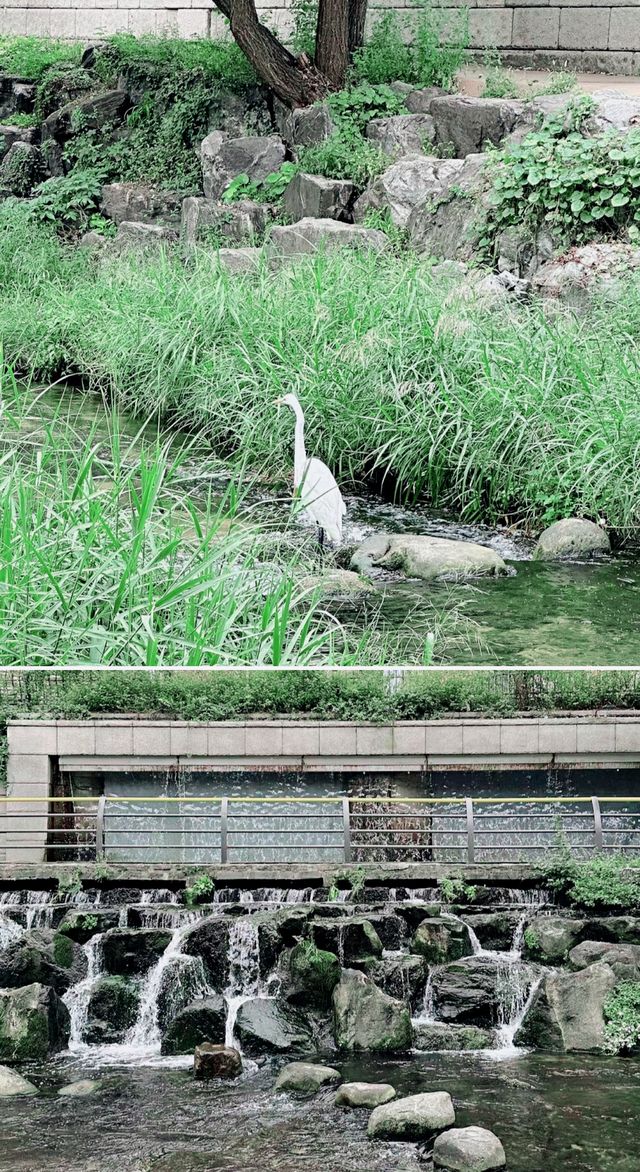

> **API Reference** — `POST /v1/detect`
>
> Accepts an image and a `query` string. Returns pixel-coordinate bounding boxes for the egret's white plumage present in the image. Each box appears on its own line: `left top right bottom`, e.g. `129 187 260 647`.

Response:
276 392 346 546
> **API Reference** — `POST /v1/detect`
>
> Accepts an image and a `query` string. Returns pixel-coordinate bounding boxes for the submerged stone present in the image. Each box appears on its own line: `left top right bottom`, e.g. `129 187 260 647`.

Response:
413 1022 495 1052
367 1090 455 1140
351 533 507 582
58 1079 101 1097
274 1061 341 1096
0 1064 38 1096
534 518 611 561
193 1043 242 1080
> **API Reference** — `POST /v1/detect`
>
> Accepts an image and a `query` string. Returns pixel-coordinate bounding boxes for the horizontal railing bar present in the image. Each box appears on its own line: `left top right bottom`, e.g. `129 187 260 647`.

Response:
6 795 640 805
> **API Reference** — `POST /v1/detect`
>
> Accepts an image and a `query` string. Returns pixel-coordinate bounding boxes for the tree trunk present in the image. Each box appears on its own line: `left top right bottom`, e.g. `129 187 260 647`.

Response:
315 0 349 90
212 0 329 106
348 0 368 55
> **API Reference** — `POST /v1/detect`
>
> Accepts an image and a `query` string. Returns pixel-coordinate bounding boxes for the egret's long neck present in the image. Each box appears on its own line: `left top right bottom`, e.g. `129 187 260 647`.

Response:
292 402 307 487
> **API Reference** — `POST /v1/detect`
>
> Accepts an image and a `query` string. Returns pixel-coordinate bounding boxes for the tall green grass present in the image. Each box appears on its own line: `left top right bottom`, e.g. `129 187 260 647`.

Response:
2 207 640 533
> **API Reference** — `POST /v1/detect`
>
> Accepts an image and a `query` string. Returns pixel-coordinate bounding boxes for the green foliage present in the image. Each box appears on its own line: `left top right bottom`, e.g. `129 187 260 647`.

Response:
438 877 478 904
354 4 469 90
291 0 318 54
539 849 640 911
57 869 83 897
184 874 215 906
523 926 539 954
33 62 93 120
222 162 298 205
481 52 518 100
327 82 406 131
27 170 104 234
363 207 410 253
0 35 80 81
299 133 385 189
3 113 37 129
328 865 367 902
95 32 255 87
483 97 640 251
603 981 640 1055
533 71 577 97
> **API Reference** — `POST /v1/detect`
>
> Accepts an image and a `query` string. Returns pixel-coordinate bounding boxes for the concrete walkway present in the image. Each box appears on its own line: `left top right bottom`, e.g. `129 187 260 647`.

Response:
458 66 640 98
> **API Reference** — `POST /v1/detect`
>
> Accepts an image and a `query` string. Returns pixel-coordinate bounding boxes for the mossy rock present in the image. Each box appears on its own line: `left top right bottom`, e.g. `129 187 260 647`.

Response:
0 983 70 1062
286 942 341 1009
86 976 139 1044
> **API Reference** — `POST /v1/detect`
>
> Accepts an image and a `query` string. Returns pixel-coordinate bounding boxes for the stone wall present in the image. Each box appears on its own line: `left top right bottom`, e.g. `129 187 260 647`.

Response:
1 0 639 75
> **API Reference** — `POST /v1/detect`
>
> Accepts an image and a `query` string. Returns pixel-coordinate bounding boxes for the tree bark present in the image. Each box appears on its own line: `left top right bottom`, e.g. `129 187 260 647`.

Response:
315 0 350 90
212 0 329 106
348 0 369 55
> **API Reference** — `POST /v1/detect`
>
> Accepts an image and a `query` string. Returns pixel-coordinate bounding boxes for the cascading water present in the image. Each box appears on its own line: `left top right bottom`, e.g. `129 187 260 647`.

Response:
224 916 264 1049
64 934 105 1050
126 914 206 1052
0 892 23 950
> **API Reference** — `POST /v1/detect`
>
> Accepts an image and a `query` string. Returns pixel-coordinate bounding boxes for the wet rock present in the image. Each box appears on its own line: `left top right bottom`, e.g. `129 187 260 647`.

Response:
101 183 183 227
0 141 46 196
367 1090 455 1140
284 941 341 1009
354 156 463 228
407 153 491 262
433 1125 506 1170
182 917 230 990
0 1064 38 1096
86 975 139 1044
57 909 119 944
522 915 585 964
181 196 273 248
366 113 435 158
0 929 86 993
58 1079 101 1097
335 1081 396 1108
299 568 373 598
274 1060 341 1095
235 998 314 1055
532 243 640 307
0 123 36 160
585 916 640 945
283 172 355 223
309 916 383 963
430 96 525 156
350 533 507 583
411 915 474 964
367 954 426 1009
534 518 610 561
275 101 334 147
101 928 172 976
413 1022 494 1051
161 996 226 1055
267 218 388 260
114 221 179 251
332 968 412 1052
193 1042 242 1080
200 133 286 200
43 89 131 148
0 982 70 1061
464 913 521 953
568 940 640 981
515 962 617 1053
431 956 504 1026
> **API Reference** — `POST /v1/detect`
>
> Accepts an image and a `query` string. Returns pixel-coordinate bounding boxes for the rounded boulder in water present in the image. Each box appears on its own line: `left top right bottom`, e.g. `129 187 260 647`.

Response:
534 518 610 561
193 1043 242 1080
335 1082 396 1109
275 1061 341 1096
58 1079 101 1098
433 1125 506 1170
0 1065 38 1097
367 1091 455 1140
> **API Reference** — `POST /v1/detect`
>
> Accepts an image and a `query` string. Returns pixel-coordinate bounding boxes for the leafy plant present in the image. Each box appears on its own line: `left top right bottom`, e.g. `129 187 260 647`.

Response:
603 982 640 1054
3 113 37 129
184 873 216 906
533 71 577 97
363 207 410 253
327 865 367 902
327 82 406 131
291 0 318 54
28 170 105 234
299 133 385 189
438 877 478 904
481 51 518 100
539 846 640 912
0 35 80 81
57 869 83 897
222 162 298 205
354 3 469 90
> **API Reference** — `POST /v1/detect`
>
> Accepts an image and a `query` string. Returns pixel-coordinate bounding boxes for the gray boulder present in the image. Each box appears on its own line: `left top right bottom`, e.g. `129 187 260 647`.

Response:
309 915 383 962
100 928 171 976
283 941 341 1009
335 1081 396 1108
433 1125 506 1170
182 917 230 990
515 962 617 1053
101 183 182 226
181 196 272 248
58 1079 101 1097
414 1022 494 1051
406 87 446 114
0 928 86 993
367 953 426 1009
235 998 314 1055
464 912 521 953
366 113 435 158
408 153 491 261
430 95 525 156
194 1043 242 1080
114 222 178 251
411 915 474 964
354 156 463 228
0 983 70 1061
431 956 504 1026
267 217 388 260
275 1060 341 1095
0 1064 38 1096
275 101 334 147
43 89 130 147
523 915 585 964
200 133 286 200
0 123 35 160
532 243 640 307
350 533 507 582
160 995 226 1055
534 518 610 561
283 172 355 223
57 909 119 943
568 940 640 981
0 141 46 196
367 1091 455 1140
86 975 138 1044
216 247 263 274
332 968 412 1052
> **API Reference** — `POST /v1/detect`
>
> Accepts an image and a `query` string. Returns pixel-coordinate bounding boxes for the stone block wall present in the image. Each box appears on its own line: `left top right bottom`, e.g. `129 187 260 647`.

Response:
1 0 640 74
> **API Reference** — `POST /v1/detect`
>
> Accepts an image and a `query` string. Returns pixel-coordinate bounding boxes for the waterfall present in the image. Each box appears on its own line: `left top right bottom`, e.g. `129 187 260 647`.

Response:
64 934 105 1050
494 971 542 1053
224 916 263 1049
414 968 436 1024
126 915 205 1051
0 892 23 951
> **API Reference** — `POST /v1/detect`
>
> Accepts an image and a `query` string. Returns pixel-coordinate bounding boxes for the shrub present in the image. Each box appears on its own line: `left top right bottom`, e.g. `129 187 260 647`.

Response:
184 874 215 906
603 982 640 1054
354 4 468 90
28 170 104 234
540 851 640 911
0 35 80 80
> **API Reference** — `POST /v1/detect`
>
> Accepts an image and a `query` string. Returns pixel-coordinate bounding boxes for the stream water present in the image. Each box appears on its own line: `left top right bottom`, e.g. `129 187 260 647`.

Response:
11 385 640 665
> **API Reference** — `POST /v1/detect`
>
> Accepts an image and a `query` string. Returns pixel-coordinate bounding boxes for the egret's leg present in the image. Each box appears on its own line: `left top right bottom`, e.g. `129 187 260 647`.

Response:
318 527 326 551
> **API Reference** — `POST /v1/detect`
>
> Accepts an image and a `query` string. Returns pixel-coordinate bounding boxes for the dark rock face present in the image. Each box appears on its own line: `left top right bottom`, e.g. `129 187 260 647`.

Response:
43 90 131 149
194 1043 242 1080
101 929 171 976
161 996 226 1055
366 954 426 1009
523 916 586 964
101 183 183 227
309 917 383 963
413 1021 494 1052
0 982 70 1061
332 969 412 1052
200 133 286 201
430 95 525 157
275 101 334 147
431 956 504 1026
515 962 617 1053
182 917 231 991
411 916 473 964
283 173 355 224
283 942 341 1009
0 141 46 196
464 912 520 953
86 976 139 1044
57 910 119 944
0 930 86 994
235 998 314 1056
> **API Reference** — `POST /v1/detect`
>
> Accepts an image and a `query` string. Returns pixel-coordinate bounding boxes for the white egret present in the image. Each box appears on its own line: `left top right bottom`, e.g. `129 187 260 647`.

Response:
275 392 346 547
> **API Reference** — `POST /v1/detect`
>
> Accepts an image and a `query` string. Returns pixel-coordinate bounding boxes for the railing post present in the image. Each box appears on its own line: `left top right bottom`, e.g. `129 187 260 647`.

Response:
592 796 603 853
95 795 106 860
220 797 228 863
342 798 351 863
465 798 475 864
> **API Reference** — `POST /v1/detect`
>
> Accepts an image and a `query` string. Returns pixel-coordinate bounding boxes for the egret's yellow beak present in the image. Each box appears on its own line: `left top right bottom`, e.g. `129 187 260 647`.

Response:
273 397 284 408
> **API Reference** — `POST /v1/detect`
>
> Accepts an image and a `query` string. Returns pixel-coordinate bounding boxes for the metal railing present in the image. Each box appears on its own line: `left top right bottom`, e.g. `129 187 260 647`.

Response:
2 795 640 865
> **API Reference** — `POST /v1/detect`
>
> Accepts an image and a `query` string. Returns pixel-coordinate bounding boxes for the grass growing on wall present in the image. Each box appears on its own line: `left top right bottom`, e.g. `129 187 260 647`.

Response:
2 207 640 532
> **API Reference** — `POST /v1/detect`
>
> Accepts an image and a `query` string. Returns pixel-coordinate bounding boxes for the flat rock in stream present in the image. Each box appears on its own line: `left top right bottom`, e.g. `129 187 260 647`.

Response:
350 533 508 582
534 518 610 561
275 1061 341 1095
0 1064 38 1096
367 1090 455 1140
335 1081 396 1108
